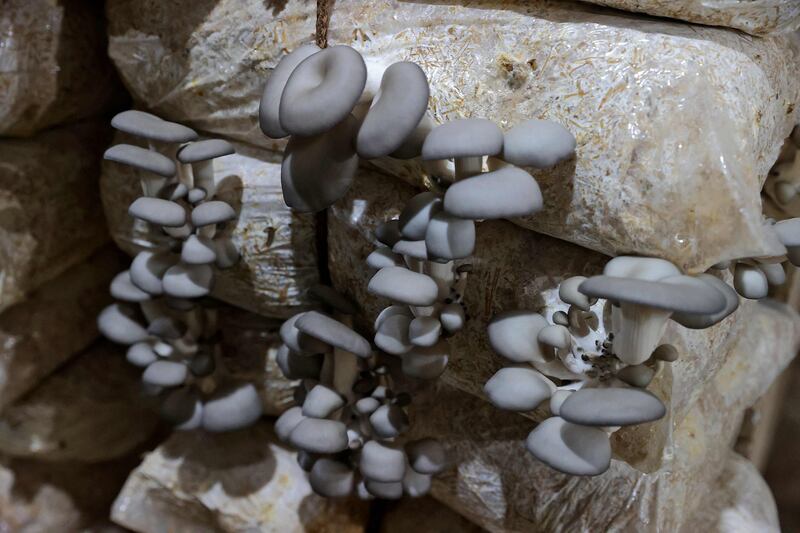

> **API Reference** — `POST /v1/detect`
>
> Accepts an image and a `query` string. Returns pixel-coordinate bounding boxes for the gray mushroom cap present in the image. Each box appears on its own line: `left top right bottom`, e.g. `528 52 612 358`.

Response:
280 313 330 355
309 459 355 498
558 276 593 311
409 316 441 347
111 110 198 143
537 324 571 350
104 144 176 177
671 274 739 329
98 304 148 345
425 212 475 261
487 311 550 363
295 311 371 358
276 344 323 380
366 247 401 269
578 275 726 314
398 192 442 241
129 251 178 296
142 360 187 387
369 404 409 439
368 266 439 306
375 313 413 355
758 262 786 286
500 119 576 168
110 270 151 302
365 479 403 500
259 44 321 139
161 388 203 430
302 384 345 418
559 387 666 426
308 284 359 316
187 188 206 203
289 418 349 454
439 303 466 334
392 239 428 261
421 118 503 160
616 364 655 388
162 263 213 298
357 61 429 159
402 468 432 498
279 45 367 137
405 438 446 475
177 139 234 163
401 340 449 379
191 201 236 227
181 235 217 265
375 219 402 247
126 342 157 367
525 417 611 476
202 383 263 432
603 256 681 281
732 263 768 300
484 367 554 411
275 406 306 442
443 167 543 220
128 198 186 227
360 441 406 483
281 116 359 213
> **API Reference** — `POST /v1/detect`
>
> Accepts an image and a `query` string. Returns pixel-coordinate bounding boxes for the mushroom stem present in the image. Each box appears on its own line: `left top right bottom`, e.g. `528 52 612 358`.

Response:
191 160 216 199
198 224 217 240
454 156 482 180
331 314 359 402
613 303 671 365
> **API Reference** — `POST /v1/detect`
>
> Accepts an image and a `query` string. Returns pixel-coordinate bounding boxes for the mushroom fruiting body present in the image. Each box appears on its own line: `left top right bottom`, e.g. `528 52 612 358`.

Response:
259 44 321 139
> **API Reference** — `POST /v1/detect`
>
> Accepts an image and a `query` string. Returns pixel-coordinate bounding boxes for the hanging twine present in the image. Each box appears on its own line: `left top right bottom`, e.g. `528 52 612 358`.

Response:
316 0 332 48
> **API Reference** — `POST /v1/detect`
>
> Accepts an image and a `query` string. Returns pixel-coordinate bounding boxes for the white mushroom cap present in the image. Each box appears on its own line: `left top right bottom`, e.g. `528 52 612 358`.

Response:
259 44 321 139
181 235 217 265
525 417 611 476
402 468 431 498
500 119 576 168
375 313 413 355
309 459 355 498
295 311 372 358
104 144 176 177
357 61 429 159
398 192 442 241
128 198 186 227
202 383 263 432
537 324 571 350
276 344 323 380
366 247 402 269
110 270 151 302
187 188 206 204
374 305 413 332
161 388 203 430
442 167 543 220
603 256 681 281
408 316 441 347
375 219 402 247
177 139 234 163
279 45 367 137
281 116 359 212
548 389 572 416
302 384 345 418
758 261 786 286
280 313 330 355
190 201 236 227
560 387 666 426
405 438 446 475
487 311 550 363
439 303 466 334
275 406 306 442
360 441 406 483
162 263 213 298
289 418 349 454
369 404 409 439
368 267 439 306
97 304 148 345
421 118 503 160
365 479 403 500
308 284 359 316
355 397 380 416
129 251 178 295
126 342 157 367
774 218 800 265
732 263 769 300
392 239 429 261
484 367 554 411
401 340 449 379
142 360 187 387
671 274 739 329
111 110 198 143
425 212 475 261
558 276 593 311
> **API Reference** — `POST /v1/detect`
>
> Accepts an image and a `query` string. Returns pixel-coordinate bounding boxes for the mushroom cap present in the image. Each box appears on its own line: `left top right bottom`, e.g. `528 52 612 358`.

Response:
487 311 550 363
259 44 321 139
281 116 359 213
425 212 475 261
111 110 198 143
110 270 151 302
360 441 406 483
276 344 323 380
443 167 543 220
309 459 355 498
162 263 213 298
758 261 786 286
357 61 429 159
369 404 410 439
558 276 592 311
422 118 503 160
375 305 413 332
375 219 402 247
295 311 372 358
181 235 217 265
525 417 611 476
366 247 402 269
603 256 681 281
128 198 186 227
365 479 403 500
559 387 666 426
191 200 236 227
616 364 655 388
578 274 726 314
398 192 442 241
280 313 331 355
104 144 176 177
355 397 380 416
160 182 189 202
97 304 148 345
302 384 345 418
161 388 203 430
774 218 800 248
275 406 306 442
177 139 234 163
391 114 434 160
405 438 446 475
548 390 572 416
439 303 466 334
500 119 576 168
402 468 432 498
484 367 554 411
401 340 449 379
142 360 187 387
552 311 569 326
289 418 349 454
308 284 359 316
652 344 679 362
375 313 413 355
732 263 769 300
408 316 442 347
671 274 739 329
129 251 178 296
279 45 367 137
537 324 571 350
187 188 206 204
126 342 157 367
392 239 429 261
368 267 439 306
202 383 263 432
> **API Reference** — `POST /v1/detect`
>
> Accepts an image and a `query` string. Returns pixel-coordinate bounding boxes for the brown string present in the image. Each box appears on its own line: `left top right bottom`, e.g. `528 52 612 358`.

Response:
316 0 332 48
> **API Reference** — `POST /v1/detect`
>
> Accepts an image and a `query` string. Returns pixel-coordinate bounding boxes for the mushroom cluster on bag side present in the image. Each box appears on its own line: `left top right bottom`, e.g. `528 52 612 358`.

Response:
98 110 257 433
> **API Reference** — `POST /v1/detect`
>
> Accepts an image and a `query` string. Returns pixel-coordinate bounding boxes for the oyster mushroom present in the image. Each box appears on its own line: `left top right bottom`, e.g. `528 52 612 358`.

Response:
289 418 350 454
398 192 442 241
424 212 475 261
97 304 149 345
177 139 234 199
422 118 503 180
294 311 371 359
128 197 186 227
442 166 543 220
732 263 769 300
671 274 739 329
302 385 345 418
484 367 555 411
259 44 321 139
487 311 550 363
309 459 355 498
525 417 611 476
500 119 576 168
773 218 800 265
202 383 263 432
359 441 406 483
559 387 666 426
368 267 439 307
405 438 446 475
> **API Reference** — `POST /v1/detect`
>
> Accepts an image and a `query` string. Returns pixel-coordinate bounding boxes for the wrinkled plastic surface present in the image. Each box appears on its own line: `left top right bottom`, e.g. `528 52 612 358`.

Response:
106 0 800 272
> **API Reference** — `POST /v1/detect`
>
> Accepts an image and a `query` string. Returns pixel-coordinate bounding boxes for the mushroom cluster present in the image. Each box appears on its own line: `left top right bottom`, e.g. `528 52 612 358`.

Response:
485 256 737 476
97 110 261 432
275 285 447 499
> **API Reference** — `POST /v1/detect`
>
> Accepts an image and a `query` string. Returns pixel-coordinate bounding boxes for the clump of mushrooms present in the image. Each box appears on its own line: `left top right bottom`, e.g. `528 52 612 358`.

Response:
98 110 258 432
485 256 736 476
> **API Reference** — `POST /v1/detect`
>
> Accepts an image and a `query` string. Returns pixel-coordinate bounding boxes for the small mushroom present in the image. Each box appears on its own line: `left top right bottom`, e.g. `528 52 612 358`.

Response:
392 239 428 261
775 218 800 266
552 311 569 326
356 61 429 159
401 340 449 379
484 367 554 411
402 468 431 498
128 197 186 227
442 167 543 220
671 274 739 329
259 44 321 139
295 311 371 358
549 389 572 416
309 459 355 498
190 200 236 227
202 383 263 432
275 406 306 442
558 276 593 311
280 313 330 355
758 261 786 286
374 313 413 355
181 235 217 265
424 212 476 261
366 247 402 269
97 304 148 345
355 397 381 416
439 303 466 334
110 270 151 302
177 139 235 199
126 342 157 367
111 110 198 143
405 438 446 475
374 305 413 332
422 118 503 179
525 417 611 476
161 388 203 430
398 192 442 241
187 188 206 204
408 316 442 347
500 119 576 168
651 344 679 362
162 263 213 298
142 360 188 387
289 418 349 454
368 267 439 307
733 263 769 300
276 344 323 380
369 404 409 439
487 311 550 363
359 441 406 483
104 143 176 181
365 479 403 500
302 385 345 418
559 387 666 426
279 45 367 137
616 364 655 388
